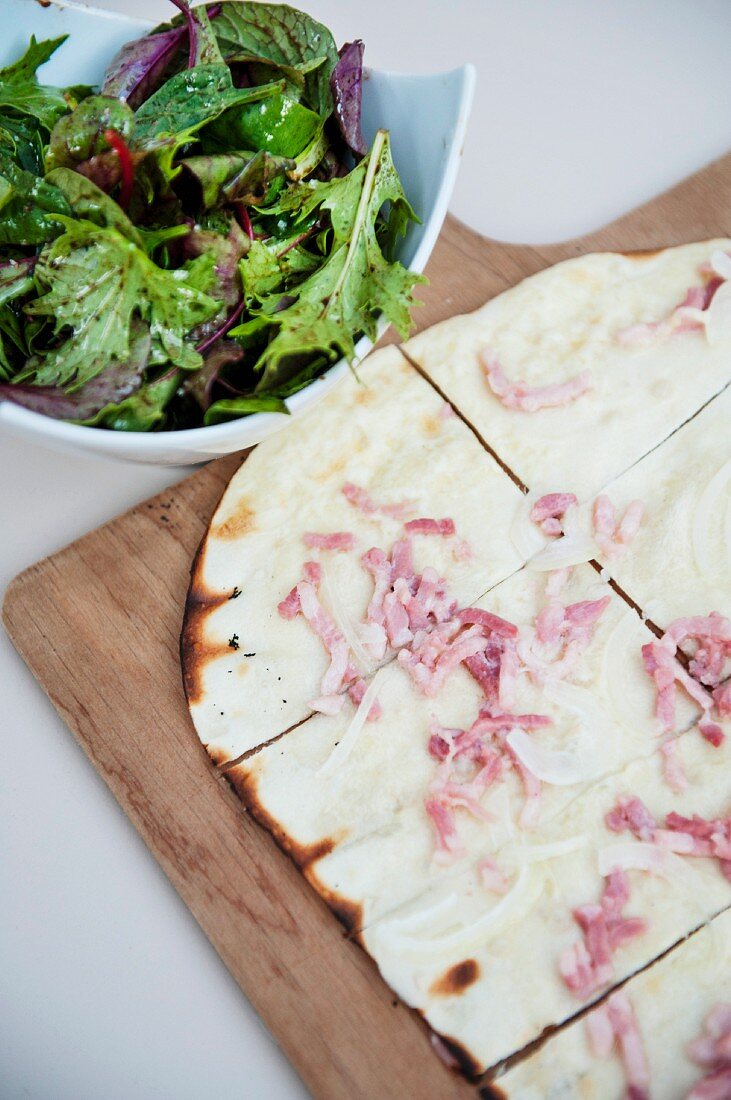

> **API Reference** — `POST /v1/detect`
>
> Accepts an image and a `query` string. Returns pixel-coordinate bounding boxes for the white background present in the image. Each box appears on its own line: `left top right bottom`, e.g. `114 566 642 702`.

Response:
2 2 731 1097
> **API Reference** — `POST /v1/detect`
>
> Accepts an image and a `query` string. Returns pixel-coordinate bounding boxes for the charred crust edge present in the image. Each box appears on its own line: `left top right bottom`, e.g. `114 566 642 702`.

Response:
224 765 364 934
428 1029 483 1079
479 1082 508 1099
179 531 230 708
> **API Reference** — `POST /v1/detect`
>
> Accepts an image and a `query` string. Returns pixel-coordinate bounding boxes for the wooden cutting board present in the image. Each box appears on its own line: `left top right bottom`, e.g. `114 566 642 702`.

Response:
4 152 731 1100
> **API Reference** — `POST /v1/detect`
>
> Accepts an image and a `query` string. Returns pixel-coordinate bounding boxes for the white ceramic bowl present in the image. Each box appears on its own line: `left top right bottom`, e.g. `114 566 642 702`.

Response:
0 0 474 464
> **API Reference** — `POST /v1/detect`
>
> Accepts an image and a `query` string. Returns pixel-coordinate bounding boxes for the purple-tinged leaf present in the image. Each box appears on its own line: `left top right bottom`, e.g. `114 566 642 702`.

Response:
182 218 248 308
184 338 244 410
102 2 224 107
330 40 366 157
167 0 198 69
102 26 187 109
1 320 151 420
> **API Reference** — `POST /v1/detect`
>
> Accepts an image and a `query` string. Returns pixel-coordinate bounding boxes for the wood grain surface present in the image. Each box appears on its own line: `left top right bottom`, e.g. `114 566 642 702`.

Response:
4 151 731 1099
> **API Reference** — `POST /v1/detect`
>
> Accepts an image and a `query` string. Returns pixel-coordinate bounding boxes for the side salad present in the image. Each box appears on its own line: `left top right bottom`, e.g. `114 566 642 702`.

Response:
0 1 424 431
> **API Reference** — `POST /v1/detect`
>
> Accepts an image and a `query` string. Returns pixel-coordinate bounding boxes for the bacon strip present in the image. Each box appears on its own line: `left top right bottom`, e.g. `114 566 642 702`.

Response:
642 615 730 744
665 613 731 687
341 481 414 519
606 796 731 883
530 492 578 536
404 517 456 537
592 494 645 559
641 641 714 733
586 991 650 1100
686 1003 731 1100
617 266 726 345
559 870 646 999
277 560 358 710
303 531 355 551
481 351 593 412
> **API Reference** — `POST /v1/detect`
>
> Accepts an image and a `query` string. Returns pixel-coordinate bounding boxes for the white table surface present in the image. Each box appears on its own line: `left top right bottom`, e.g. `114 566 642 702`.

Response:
2 2 731 1097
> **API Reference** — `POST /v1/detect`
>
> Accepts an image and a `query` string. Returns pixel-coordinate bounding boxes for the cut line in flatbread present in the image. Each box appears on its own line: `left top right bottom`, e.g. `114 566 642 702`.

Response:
488 907 731 1098
402 241 731 499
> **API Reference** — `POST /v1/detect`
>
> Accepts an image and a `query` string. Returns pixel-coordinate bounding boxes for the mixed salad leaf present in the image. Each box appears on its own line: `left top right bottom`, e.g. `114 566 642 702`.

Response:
0 1 425 431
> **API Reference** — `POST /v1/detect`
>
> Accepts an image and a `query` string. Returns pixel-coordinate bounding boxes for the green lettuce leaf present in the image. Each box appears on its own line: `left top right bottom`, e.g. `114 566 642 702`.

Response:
25 219 218 389
46 95 134 171
0 260 34 378
133 63 283 150
46 167 143 245
0 36 73 131
211 2 339 116
89 368 181 431
203 92 321 158
0 148 71 245
233 130 424 390
180 148 293 210
203 392 286 424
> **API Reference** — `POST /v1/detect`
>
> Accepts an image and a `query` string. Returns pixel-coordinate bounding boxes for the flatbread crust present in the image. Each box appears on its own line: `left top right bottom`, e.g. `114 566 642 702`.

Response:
581 384 731 630
183 345 524 764
403 241 731 499
228 564 699 929
491 908 731 1098
359 728 731 1074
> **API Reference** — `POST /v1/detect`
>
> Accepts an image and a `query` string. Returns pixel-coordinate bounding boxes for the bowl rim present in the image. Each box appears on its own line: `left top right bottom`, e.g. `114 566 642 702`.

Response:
0 0 476 454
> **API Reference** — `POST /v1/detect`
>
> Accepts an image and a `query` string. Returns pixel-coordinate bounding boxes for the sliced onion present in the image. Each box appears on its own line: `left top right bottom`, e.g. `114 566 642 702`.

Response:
601 607 655 730
704 278 731 345
509 492 547 560
317 669 386 777
543 677 614 738
506 727 589 786
597 841 693 882
526 532 596 572
710 249 731 281
517 836 588 863
376 864 544 960
321 561 378 673
384 893 460 935
691 458 731 581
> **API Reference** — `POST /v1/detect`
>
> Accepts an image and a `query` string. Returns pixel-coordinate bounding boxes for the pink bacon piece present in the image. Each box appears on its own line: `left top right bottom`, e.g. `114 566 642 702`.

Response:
605 795 658 841
643 615 730 746
341 481 414 520
713 682 731 717
424 796 464 860
617 268 725 345
641 641 714 733
346 677 382 722
530 492 578 536
530 595 611 682
277 560 358 712
592 494 645 560
404 517 456 537
586 992 650 1100
559 869 647 999
665 613 731 688
399 621 487 697
456 606 519 639
660 739 688 794
606 797 731 883
686 1003 731 1100
303 531 355 552
481 351 593 412
453 709 551 762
